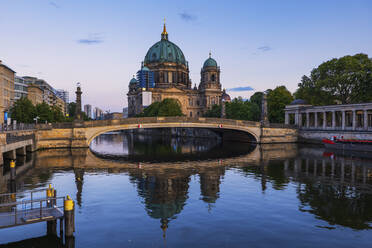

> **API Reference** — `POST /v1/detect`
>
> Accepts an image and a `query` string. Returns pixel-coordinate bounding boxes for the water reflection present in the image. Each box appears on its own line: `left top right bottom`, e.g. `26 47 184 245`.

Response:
90 130 256 162
1 136 372 246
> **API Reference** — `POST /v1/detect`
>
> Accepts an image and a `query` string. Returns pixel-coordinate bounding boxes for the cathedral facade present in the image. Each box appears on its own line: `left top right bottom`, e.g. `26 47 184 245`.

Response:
127 23 230 117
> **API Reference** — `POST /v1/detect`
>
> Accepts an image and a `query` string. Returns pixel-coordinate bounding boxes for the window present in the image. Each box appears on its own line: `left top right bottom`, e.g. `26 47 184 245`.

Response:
211 74 216 81
164 72 168 83
168 71 172 83
190 112 192 117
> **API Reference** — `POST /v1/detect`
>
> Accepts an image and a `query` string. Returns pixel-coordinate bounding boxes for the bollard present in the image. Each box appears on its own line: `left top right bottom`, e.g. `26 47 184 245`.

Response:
47 184 57 236
10 160 16 181
64 195 75 238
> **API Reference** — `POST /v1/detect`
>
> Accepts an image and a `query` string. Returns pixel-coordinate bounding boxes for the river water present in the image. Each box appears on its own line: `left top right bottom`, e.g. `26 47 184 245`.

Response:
0 130 371 247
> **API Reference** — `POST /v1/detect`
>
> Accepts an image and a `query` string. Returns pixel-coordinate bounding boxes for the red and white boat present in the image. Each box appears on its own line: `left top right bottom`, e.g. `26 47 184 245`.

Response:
322 137 372 152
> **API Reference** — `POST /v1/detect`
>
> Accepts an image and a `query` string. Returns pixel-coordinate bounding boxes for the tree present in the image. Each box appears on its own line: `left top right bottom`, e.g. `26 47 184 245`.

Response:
138 98 183 117
35 102 54 123
51 106 66 123
249 92 264 121
204 104 221 118
267 86 293 123
68 102 76 118
294 53 372 105
10 97 36 123
226 98 255 120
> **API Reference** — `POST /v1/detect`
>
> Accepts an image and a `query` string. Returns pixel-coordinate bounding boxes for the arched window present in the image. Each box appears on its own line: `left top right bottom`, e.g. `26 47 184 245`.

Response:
211 74 216 82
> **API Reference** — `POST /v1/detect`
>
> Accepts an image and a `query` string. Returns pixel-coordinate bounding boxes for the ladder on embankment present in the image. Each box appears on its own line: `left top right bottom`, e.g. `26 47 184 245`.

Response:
0 185 75 244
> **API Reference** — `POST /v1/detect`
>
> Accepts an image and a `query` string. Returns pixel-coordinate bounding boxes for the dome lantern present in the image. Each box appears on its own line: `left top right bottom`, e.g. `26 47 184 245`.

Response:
161 18 168 40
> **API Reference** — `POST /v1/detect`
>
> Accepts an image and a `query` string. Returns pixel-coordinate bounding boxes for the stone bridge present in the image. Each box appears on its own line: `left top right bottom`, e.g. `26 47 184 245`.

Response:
35 117 297 149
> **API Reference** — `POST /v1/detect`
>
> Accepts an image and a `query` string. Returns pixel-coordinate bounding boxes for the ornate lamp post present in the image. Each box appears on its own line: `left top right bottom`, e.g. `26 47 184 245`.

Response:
261 93 269 125
75 83 82 121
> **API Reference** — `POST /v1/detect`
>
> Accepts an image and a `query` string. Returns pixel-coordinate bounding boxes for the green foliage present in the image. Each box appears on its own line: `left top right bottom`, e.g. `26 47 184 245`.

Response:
203 104 221 118
68 102 76 118
10 97 36 123
11 98 67 123
267 86 293 123
226 98 255 120
203 89 289 123
294 53 372 105
51 106 66 123
35 102 54 123
138 98 184 117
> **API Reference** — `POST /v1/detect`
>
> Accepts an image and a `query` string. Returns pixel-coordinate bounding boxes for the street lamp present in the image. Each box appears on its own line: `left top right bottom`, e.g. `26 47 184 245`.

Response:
34 116 40 124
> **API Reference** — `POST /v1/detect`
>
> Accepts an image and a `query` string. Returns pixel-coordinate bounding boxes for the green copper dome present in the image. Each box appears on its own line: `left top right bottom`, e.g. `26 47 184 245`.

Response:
129 77 138 84
144 39 186 66
203 57 217 68
144 24 186 66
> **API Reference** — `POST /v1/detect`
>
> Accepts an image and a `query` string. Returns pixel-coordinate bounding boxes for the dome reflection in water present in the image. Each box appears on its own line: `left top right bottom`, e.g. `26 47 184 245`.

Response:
0 130 372 247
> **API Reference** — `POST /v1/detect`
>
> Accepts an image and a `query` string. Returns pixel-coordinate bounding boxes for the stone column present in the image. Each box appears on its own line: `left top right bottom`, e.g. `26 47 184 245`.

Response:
352 110 356 130
285 112 289 125
261 94 269 125
297 112 302 127
314 112 318 128
364 110 368 130
306 112 310 128
75 83 83 121
341 111 345 130
332 111 336 129
323 112 326 129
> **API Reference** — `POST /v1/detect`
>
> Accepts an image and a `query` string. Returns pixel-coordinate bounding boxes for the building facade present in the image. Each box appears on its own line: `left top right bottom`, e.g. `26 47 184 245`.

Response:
0 60 15 124
56 89 69 114
127 23 229 117
84 104 92 119
27 84 43 106
94 107 103 120
23 76 67 115
14 76 28 101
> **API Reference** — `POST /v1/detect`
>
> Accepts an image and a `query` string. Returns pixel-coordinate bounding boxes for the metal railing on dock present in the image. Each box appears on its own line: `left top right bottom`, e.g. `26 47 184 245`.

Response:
0 196 65 228
0 185 75 246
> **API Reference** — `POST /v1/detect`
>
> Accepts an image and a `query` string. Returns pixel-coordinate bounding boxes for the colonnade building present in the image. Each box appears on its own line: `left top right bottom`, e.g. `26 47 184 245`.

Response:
285 100 372 131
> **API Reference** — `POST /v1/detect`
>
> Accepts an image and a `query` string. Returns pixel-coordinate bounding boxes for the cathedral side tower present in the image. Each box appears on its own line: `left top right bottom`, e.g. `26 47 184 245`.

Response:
199 53 222 110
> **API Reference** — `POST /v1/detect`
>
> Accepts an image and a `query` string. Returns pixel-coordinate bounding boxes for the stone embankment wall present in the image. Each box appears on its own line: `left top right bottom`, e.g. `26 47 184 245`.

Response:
299 130 372 143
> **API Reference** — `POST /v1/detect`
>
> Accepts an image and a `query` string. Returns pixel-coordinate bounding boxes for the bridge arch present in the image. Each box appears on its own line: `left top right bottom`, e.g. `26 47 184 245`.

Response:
84 119 261 146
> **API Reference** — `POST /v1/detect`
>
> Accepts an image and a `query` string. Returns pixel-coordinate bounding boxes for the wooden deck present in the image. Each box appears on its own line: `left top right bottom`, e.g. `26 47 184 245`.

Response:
0 188 65 229
0 206 63 229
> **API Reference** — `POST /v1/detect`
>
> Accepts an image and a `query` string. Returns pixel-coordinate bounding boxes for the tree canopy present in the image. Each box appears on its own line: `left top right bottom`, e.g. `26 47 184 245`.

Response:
267 86 293 123
10 98 67 123
10 97 36 123
294 53 372 105
138 98 184 117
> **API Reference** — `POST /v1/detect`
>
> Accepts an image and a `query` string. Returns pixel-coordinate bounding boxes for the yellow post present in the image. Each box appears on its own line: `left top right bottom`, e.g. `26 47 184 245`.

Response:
46 184 57 236
64 195 75 237
10 160 16 181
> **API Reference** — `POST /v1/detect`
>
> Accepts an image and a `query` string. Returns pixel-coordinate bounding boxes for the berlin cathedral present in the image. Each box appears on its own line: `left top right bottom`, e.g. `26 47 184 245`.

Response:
127 22 231 117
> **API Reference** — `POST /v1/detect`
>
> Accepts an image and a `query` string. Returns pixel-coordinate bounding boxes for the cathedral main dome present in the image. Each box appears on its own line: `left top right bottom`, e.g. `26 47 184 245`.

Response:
144 23 187 66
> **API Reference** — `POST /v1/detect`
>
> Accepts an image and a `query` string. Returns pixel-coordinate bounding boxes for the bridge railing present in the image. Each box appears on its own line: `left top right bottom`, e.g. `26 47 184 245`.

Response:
32 117 296 130
46 117 263 129
0 123 36 132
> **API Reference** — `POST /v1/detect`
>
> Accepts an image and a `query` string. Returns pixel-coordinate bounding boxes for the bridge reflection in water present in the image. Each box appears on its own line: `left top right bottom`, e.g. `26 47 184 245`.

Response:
0 140 372 246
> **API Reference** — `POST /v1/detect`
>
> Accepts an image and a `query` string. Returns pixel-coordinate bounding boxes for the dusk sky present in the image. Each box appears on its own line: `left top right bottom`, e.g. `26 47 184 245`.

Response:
1 0 372 112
